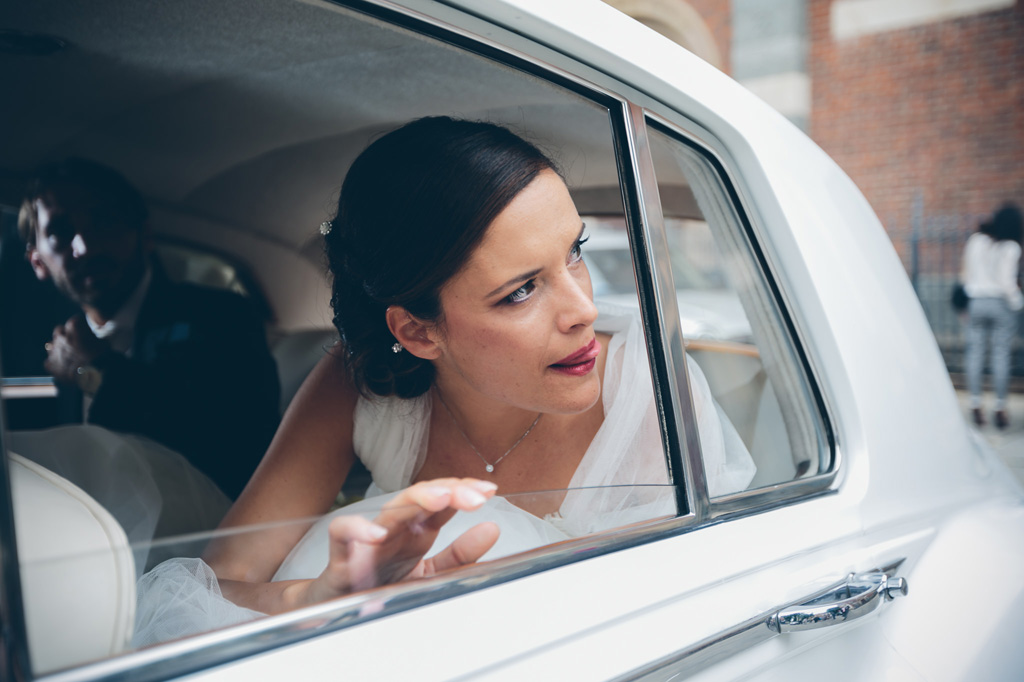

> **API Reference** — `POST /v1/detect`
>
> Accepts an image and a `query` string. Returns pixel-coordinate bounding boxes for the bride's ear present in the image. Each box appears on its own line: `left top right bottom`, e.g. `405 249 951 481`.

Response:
385 306 442 359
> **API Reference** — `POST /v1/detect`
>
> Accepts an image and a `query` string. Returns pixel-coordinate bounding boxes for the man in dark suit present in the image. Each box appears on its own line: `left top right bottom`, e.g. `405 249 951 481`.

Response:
16 158 280 499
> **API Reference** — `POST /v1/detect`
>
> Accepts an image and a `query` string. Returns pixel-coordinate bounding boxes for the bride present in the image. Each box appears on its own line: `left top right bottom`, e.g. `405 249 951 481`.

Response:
136 117 753 641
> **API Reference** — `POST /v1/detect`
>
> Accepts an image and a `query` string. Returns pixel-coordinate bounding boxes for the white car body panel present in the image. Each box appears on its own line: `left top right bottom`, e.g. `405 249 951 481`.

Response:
183 497 1020 681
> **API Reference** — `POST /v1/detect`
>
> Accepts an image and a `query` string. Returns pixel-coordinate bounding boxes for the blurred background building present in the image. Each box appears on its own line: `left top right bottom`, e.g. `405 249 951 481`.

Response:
604 0 1023 382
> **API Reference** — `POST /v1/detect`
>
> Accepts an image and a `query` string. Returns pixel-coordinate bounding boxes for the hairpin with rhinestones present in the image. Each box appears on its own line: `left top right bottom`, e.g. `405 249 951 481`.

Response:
320 220 333 236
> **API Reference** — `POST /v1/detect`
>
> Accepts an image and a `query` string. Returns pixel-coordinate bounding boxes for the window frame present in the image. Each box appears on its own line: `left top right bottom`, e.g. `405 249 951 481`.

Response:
637 110 839 517
0 0 839 679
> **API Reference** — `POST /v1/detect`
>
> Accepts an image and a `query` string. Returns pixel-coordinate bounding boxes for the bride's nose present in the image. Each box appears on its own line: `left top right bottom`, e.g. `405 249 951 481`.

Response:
555 270 598 333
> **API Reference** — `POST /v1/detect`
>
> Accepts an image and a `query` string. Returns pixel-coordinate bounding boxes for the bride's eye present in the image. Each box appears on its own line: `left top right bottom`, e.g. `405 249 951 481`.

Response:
569 235 589 264
504 280 536 305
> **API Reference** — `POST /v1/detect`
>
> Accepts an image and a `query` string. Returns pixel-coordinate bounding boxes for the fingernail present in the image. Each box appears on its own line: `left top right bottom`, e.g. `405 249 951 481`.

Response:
469 480 498 493
367 523 388 540
425 486 451 499
461 489 487 507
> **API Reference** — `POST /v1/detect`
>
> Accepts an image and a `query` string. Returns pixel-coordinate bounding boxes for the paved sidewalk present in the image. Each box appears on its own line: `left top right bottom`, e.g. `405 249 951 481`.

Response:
955 389 1024 485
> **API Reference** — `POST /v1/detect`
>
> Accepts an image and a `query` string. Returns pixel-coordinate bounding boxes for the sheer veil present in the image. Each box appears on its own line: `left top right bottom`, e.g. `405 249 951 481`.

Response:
280 304 755 576
133 304 755 644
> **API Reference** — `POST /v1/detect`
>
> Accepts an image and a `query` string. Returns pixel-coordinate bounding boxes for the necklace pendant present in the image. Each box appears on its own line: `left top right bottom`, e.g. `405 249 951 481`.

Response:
435 390 539 478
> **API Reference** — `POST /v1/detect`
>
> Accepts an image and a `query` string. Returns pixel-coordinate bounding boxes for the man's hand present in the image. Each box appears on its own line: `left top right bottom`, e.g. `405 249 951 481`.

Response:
44 314 110 384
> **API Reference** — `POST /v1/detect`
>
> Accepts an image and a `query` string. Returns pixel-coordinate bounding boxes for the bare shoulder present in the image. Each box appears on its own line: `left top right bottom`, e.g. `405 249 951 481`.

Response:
206 344 360 580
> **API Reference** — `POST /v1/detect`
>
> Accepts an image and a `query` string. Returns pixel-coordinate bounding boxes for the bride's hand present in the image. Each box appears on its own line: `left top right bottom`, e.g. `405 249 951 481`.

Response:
305 479 500 602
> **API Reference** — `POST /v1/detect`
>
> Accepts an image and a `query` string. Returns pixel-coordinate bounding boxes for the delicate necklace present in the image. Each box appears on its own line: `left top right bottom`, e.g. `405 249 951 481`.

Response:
435 390 541 473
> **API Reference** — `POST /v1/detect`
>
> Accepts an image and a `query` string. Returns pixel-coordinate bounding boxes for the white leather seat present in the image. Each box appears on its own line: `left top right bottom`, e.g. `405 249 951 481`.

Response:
8 452 136 674
271 328 338 413
688 348 801 487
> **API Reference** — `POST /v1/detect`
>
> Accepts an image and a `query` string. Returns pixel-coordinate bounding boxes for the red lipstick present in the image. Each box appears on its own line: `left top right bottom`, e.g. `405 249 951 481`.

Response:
550 338 601 376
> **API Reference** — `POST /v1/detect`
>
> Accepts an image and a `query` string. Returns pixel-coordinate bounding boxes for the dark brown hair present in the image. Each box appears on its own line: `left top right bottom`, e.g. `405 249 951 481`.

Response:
324 117 557 398
979 203 1023 244
18 157 148 247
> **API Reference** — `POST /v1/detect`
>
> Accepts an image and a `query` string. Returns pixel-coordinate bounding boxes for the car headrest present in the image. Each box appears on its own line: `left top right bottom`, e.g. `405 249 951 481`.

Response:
271 328 338 413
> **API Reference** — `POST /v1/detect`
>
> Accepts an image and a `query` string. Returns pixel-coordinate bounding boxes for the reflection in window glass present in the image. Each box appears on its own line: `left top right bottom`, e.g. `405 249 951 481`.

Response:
3 0 681 674
646 123 830 492
582 215 750 341
10 445 676 672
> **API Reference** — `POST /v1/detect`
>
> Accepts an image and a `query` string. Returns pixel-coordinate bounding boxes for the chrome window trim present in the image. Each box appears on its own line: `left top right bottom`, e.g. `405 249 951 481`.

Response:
3 0 837 679
36 511 697 682
612 102 705 519
639 109 840 514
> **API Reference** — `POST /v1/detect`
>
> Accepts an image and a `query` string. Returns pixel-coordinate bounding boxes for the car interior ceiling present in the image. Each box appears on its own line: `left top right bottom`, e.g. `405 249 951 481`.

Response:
0 1 591 413
5 2 606 235
0 0 714 410
0 0 715 427
1 0 701 240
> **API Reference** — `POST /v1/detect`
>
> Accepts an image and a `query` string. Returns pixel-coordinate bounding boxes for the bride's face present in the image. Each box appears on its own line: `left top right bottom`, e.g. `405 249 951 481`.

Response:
430 169 601 415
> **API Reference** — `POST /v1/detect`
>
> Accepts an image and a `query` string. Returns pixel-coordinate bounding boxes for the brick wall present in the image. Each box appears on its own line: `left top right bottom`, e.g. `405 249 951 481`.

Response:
808 0 1024 236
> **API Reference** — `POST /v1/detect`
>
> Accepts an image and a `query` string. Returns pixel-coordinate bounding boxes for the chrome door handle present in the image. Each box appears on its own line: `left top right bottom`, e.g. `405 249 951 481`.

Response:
767 572 908 634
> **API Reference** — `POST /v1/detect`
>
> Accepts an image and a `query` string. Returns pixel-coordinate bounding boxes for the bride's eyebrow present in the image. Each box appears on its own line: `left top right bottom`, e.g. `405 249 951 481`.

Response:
483 223 586 299
486 267 542 299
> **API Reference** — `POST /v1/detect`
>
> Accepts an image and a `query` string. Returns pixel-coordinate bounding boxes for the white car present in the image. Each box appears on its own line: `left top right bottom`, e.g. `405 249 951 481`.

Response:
2 0 1023 681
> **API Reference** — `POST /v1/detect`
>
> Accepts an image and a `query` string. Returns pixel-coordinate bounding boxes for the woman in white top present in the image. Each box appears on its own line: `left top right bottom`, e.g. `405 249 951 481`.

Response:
134 118 754 644
961 203 1024 428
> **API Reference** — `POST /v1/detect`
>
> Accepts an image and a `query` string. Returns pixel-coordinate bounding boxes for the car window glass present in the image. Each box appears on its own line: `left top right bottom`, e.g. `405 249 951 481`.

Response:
8 446 676 672
1 0 683 674
644 123 831 492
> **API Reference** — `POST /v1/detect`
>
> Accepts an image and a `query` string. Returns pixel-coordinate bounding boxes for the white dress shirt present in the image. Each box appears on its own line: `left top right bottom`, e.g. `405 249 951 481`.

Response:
86 267 153 357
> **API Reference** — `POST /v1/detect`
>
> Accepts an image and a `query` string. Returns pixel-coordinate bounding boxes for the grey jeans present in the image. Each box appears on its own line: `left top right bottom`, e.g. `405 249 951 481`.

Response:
966 296 1019 404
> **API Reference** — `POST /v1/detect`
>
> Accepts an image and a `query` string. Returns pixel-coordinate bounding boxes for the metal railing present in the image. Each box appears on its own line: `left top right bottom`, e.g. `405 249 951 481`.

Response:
888 201 1024 383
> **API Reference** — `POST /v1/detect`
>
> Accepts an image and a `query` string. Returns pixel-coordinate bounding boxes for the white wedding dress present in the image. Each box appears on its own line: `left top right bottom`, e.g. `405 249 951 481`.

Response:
275 304 754 578
133 304 755 646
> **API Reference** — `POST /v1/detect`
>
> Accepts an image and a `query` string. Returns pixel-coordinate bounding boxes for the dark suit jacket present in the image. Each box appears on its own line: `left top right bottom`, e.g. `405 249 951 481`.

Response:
81 270 281 499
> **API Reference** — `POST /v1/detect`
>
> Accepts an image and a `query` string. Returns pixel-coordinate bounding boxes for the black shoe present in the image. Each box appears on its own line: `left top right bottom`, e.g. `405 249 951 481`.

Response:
972 408 985 427
995 410 1009 430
